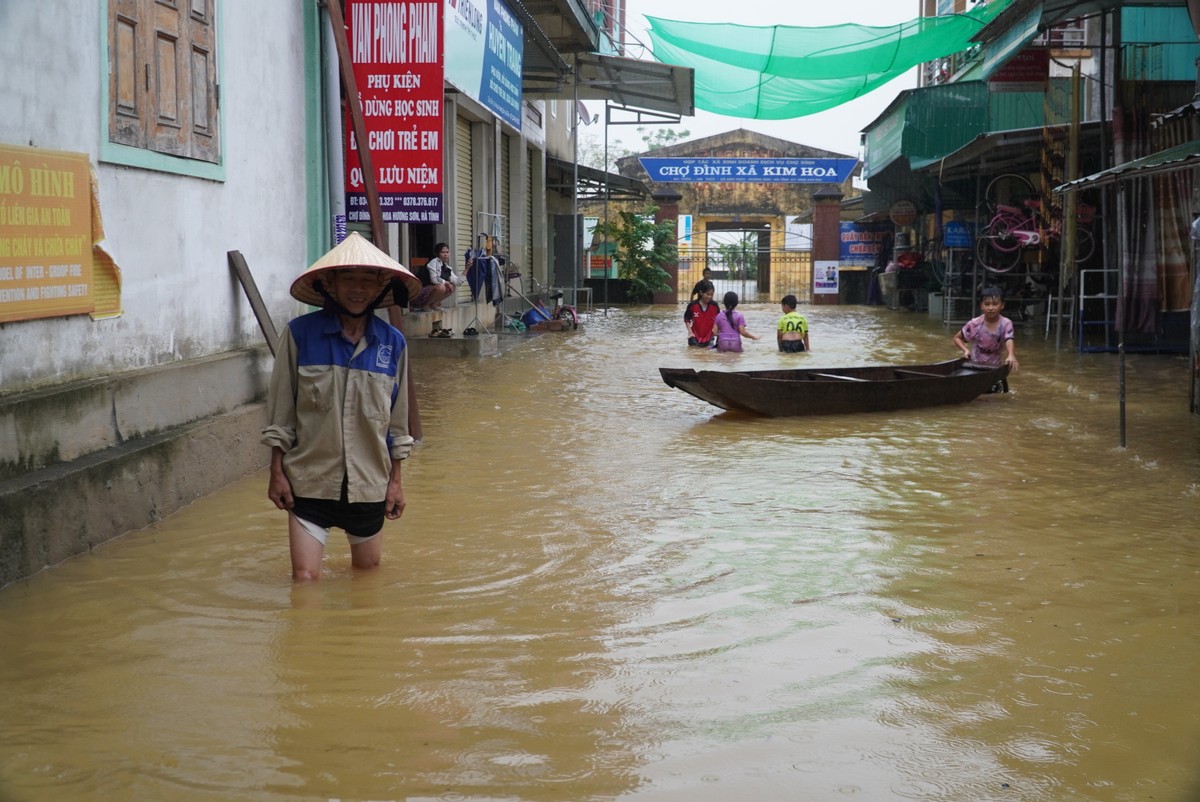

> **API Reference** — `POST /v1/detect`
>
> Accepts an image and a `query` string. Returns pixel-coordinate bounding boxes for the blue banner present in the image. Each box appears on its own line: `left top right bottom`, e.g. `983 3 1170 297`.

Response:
445 0 523 130
839 221 892 267
639 157 858 184
478 0 523 129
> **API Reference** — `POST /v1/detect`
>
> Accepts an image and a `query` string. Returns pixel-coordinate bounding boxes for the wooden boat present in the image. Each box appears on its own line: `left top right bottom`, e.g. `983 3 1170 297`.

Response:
659 358 1008 417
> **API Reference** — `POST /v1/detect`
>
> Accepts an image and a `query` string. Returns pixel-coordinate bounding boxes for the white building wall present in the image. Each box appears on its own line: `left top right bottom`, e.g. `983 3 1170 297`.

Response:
0 2 311 393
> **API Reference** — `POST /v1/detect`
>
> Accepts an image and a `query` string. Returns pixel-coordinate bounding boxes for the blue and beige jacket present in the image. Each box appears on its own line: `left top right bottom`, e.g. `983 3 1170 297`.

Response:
261 308 413 503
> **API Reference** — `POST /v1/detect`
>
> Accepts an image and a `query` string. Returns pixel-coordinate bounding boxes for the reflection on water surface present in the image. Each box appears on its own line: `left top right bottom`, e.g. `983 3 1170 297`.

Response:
2 305 1199 802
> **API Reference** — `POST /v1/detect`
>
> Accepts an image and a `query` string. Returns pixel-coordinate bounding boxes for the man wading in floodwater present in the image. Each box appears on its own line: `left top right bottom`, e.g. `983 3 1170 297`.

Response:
260 233 422 581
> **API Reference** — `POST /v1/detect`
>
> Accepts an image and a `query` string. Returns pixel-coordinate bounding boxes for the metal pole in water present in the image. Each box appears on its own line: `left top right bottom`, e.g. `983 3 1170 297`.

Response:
1116 182 1127 448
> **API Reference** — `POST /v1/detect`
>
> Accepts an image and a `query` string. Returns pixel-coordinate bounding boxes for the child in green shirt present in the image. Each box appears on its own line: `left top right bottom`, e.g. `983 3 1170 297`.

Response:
776 294 810 353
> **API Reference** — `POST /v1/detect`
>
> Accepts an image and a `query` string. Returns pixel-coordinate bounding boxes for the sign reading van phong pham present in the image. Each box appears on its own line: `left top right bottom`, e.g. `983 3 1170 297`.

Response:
344 0 446 224
0 144 94 323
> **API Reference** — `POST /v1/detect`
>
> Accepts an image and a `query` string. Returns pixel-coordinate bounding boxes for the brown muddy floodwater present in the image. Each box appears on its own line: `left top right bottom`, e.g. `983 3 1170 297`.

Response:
2 304 1199 802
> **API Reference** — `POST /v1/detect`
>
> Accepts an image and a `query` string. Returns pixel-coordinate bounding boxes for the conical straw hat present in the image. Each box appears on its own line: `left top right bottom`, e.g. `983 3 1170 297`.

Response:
290 232 422 308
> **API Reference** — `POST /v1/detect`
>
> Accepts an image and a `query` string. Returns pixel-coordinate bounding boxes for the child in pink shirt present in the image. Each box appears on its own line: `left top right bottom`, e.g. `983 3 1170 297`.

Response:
713 291 762 352
953 285 1019 391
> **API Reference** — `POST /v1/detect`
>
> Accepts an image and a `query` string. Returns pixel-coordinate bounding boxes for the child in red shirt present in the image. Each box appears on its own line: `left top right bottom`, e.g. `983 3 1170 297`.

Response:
684 279 719 347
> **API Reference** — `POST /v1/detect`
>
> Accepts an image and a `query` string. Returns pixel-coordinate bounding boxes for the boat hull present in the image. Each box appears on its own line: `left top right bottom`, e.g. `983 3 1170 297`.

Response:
659 359 1008 417
659 367 757 412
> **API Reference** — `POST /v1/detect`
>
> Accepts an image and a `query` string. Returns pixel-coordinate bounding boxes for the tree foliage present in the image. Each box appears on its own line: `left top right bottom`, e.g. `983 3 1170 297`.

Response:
592 206 677 302
577 127 692 172
714 235 759 280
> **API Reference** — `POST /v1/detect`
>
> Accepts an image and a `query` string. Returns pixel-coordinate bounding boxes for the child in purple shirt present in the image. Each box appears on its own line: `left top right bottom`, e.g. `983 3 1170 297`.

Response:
713 291 762 352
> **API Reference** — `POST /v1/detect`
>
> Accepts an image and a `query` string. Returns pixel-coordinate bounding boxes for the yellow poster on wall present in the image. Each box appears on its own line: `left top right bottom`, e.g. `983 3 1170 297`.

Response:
0 144 95 323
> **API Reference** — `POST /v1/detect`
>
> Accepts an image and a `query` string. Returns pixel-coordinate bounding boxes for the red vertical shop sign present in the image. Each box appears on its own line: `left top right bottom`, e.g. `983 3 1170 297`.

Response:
344 0 444 223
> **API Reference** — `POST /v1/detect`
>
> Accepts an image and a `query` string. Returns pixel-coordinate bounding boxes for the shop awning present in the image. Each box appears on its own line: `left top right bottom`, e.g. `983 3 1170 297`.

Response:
524 53 695 117
978 2 1044 79
861 83 991 180
972 0 1198 82
510 0 597 86
508 0 590 86
1055 138 1200 192
919 122 1104 181
512 0 596 53
1035 0 1191 29
546 156 651 200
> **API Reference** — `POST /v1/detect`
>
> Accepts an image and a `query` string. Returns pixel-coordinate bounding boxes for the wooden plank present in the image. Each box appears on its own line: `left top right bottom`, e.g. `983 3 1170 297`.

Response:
228 250 279 356
893 369 943 378
405 357 423 443
323 0 387 251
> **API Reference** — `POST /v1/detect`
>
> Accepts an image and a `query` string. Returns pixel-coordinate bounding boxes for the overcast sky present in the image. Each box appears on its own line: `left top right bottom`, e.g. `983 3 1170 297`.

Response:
589 0 924 157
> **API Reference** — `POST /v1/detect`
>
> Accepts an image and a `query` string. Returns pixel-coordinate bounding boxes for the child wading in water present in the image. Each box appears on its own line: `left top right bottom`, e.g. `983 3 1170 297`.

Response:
776 294 810 352
953 285 1019 392
713 291 761 352
684 279 719 347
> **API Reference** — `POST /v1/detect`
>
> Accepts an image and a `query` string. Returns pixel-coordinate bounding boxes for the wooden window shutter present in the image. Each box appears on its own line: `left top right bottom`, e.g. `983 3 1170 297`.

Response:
184 0 219 162
110 0 144 149
108 0 219 163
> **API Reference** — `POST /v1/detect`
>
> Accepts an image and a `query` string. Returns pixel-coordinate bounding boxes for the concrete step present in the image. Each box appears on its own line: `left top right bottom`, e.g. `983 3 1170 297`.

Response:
405 331 499 357
0 347 270 484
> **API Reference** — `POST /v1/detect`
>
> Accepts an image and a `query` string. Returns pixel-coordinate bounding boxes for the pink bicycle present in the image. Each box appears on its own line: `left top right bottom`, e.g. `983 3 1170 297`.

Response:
975 173 1095 273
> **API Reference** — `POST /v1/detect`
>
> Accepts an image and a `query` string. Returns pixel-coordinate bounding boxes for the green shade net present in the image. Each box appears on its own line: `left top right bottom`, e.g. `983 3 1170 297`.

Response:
646 0 1014 120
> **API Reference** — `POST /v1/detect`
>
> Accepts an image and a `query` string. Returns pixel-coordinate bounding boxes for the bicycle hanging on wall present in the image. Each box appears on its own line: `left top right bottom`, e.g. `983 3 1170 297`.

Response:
974 173 1095 273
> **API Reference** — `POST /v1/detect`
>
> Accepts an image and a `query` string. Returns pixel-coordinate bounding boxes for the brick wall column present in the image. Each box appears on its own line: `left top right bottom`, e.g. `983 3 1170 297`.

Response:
653 190 682 304
811 186 844 306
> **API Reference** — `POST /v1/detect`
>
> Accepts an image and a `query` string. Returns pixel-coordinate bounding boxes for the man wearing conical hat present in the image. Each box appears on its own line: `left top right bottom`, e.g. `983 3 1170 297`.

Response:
261 233 423 581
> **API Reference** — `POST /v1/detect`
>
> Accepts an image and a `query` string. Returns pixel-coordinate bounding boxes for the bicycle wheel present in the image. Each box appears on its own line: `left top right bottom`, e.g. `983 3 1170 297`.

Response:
1073 227 1095 264
983 173 1036 214
975 223 1024 273
927 255 947 289
923 240 947 288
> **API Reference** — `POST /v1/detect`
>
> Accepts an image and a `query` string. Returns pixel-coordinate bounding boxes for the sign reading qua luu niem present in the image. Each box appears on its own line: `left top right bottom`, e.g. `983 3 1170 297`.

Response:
638 157 858 184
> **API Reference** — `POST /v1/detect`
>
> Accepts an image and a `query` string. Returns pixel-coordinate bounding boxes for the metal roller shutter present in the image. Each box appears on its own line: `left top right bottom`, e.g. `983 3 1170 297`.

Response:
524 149 533 281
454 116 474 270
500 134 511 249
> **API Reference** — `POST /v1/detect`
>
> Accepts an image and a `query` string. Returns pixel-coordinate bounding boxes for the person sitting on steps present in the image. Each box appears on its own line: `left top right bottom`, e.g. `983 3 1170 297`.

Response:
411 242 464 337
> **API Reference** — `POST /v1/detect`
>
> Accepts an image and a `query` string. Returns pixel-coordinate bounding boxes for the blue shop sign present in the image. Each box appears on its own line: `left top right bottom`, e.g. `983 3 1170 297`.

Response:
839 221 892 267
944 220 973 248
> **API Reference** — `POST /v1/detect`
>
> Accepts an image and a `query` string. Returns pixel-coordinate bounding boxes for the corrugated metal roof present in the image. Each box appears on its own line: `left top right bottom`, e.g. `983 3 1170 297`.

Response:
862 83 990 179
980 2 1044 78
975 0 1194 44
920 122 1104 180
1121 6 1200 81
1055 138 1200 191
972 1 1200 83
546 157 649 200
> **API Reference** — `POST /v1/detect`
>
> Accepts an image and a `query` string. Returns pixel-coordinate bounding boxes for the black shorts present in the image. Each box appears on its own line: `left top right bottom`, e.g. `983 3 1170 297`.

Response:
291 475 385 538
688 336 715 347
779 340 806 353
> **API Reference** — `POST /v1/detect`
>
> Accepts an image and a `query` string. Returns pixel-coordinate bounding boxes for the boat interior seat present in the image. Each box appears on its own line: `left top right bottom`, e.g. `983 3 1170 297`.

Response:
893 369 943 378
811 372 870 382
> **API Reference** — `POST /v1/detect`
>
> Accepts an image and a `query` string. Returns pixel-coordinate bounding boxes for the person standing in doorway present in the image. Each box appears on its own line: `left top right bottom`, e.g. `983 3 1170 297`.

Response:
713 291 761 352
776 294 810 353
261 233 423 581
684 279 719 347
